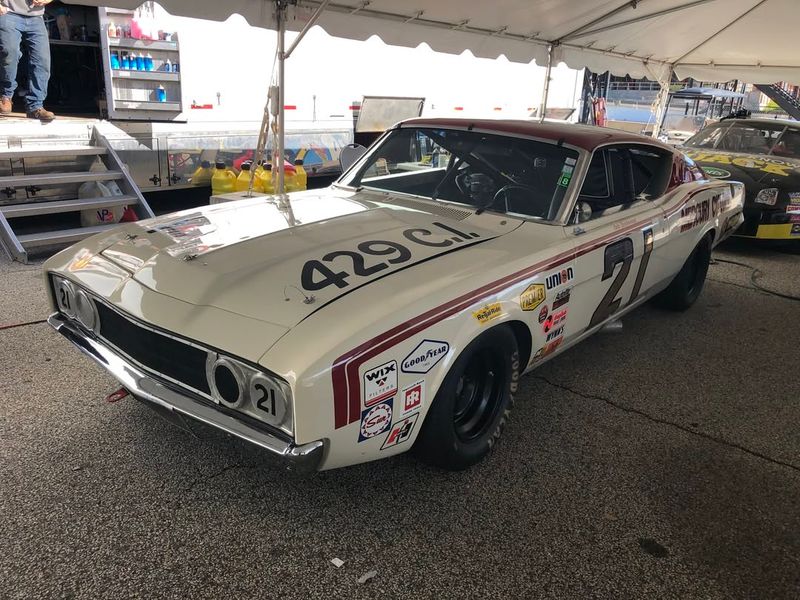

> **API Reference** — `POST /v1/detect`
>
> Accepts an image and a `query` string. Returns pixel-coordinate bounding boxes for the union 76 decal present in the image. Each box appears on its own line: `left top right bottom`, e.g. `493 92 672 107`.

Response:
300 222 481 291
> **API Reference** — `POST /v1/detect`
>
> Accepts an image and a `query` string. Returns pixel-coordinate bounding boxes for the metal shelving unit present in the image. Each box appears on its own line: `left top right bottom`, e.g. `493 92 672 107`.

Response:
98 7 184 121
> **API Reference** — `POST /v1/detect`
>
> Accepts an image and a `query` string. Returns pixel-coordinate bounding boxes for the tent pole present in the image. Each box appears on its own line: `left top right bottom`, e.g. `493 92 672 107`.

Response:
651 65 674 139
276 1 286 194
539 44 553 123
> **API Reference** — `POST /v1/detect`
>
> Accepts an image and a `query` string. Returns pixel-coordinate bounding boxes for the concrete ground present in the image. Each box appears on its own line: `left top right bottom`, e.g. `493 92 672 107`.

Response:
1 239 798 600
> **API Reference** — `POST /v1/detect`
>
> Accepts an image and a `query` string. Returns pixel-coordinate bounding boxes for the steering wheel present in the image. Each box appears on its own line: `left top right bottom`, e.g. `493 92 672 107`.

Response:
491 184 547 217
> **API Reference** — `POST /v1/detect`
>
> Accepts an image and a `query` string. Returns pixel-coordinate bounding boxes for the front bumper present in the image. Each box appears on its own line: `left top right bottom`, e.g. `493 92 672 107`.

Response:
48 313 325 473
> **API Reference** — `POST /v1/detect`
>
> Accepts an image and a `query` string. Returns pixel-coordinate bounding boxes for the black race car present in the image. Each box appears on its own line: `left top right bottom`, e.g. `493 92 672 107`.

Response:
682 118 800 240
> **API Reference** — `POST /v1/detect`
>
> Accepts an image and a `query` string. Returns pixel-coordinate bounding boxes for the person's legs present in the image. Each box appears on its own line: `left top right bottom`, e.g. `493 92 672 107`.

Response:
20 15 51 113
0 13 24 106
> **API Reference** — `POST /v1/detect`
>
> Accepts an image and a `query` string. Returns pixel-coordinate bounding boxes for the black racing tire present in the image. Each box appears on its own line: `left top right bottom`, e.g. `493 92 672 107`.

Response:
653 234 712 311
413 325 519 471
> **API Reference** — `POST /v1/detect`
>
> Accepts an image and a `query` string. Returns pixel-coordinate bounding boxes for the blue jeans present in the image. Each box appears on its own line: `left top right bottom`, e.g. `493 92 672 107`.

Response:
0 12 51 112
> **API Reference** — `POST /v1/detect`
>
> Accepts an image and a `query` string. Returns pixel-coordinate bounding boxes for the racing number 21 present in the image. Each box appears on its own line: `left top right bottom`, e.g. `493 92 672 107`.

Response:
589 228 654 328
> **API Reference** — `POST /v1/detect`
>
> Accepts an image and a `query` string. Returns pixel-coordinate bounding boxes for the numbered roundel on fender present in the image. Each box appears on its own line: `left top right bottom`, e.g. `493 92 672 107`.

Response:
358 398 393 442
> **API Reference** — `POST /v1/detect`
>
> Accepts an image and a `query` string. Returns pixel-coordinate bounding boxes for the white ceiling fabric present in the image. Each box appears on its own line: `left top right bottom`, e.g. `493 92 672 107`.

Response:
70 0 800 84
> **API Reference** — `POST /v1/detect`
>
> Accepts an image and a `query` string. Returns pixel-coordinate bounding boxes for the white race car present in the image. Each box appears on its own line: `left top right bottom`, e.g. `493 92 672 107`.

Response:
44 119 744 472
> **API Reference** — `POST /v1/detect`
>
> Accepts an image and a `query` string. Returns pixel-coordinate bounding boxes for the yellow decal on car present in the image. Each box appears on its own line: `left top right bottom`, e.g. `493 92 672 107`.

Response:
473 302 503 325
685 150 796 177
519 284 546 312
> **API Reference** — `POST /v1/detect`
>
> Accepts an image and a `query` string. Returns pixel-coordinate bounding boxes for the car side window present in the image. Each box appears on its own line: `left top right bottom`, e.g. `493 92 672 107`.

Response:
576 145 673 222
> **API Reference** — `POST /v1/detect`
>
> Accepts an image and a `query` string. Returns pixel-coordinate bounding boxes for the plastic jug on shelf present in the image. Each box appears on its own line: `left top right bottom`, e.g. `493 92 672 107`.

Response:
135 53 145 70
235 161 264 192
156 85 167 102
278 159 298 192
145 53 154 71
211 161 237 195
293 159 307 191
189 160 213 186
110 52 120 70
258 164 275 195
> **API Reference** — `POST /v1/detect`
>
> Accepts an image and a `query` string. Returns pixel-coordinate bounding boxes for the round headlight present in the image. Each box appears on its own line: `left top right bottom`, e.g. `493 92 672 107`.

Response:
248 373 287 427
209 358 245 408
74 289 97 332
53 277 76 318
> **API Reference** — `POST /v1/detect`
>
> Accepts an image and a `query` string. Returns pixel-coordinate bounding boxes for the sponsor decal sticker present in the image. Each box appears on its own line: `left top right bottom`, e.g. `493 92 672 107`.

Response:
545 267 574 290
68 250 93 272
786 203 800 214
401 381 424 414
473 302 503 325
792 224 800 236
363 360 398 407
359 398 393 442
552 288 571 309
789 192 800 201
533 337 563 362
542 309 567 334
685 150 796 177
381 413 419 450
680 199 712 233
520 283 546 312
401 340 449 374
546 326 565 342
701 166 731 179
537 305 549 324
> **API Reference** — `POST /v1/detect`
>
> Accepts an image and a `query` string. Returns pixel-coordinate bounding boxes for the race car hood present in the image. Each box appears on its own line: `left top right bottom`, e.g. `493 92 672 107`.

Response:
96 189 516 328
683 147 800 192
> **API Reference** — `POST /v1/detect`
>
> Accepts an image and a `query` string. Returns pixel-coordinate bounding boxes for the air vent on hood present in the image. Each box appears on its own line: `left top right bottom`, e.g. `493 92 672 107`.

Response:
382 196 472 221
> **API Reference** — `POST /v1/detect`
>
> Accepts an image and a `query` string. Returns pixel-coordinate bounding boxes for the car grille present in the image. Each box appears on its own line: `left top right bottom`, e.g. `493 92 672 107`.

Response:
95 302 211 396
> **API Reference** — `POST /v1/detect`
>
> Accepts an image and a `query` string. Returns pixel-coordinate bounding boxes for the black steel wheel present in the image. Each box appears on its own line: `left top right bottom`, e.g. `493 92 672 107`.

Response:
414 325 519 470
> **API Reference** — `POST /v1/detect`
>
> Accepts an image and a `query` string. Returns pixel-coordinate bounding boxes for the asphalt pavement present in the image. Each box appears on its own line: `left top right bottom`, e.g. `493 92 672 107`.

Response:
1 239 798 599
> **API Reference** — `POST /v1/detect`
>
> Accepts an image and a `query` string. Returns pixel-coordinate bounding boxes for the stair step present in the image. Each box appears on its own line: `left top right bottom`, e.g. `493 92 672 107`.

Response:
0 146 107 160
0 171 123 188
0 195 138 218
17 223 122 248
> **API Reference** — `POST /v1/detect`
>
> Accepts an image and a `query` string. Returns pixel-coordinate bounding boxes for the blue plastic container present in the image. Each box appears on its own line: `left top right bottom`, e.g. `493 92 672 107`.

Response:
135 54 145 70
121 53 130 69
156 85 167 102
110 52 120 70
144 53 154 71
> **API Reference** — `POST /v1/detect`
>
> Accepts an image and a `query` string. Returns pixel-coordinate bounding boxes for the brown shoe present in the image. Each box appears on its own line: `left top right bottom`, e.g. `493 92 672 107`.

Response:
26 108 55 122
0 97 11 115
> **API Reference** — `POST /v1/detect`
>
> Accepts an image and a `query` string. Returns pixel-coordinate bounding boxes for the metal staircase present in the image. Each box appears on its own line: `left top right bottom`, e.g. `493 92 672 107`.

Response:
0 127 154 263
754 84 800 121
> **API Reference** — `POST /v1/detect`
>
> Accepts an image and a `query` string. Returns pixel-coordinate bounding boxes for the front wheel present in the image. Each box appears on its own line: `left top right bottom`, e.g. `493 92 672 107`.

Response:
413 325 519 470
653 235 712 311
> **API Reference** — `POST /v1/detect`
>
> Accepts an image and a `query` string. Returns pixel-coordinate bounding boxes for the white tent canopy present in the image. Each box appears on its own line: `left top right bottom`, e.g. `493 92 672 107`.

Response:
72 0 800 84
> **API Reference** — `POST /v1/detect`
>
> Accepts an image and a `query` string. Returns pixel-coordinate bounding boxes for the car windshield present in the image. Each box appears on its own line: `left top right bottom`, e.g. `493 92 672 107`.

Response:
685 121 800 159
341 127 581 221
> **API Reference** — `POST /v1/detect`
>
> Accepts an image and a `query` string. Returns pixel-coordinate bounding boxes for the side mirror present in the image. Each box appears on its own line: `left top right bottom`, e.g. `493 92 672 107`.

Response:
339 143 367 173
574 201 592 223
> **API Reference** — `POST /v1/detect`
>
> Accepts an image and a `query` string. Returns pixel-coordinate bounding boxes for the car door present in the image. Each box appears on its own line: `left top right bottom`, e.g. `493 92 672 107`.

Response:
564 144 673 339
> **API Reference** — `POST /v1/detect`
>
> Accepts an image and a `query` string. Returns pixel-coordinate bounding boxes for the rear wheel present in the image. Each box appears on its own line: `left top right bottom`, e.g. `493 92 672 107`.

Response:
413 325 519 470
653 235 712 311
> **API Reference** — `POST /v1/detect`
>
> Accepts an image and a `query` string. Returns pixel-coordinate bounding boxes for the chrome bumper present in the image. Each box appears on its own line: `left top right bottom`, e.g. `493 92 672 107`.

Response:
48 313 324 473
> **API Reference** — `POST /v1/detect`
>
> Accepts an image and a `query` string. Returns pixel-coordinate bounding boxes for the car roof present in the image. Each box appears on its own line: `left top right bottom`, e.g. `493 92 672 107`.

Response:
719 117 800 129
398 118 675 152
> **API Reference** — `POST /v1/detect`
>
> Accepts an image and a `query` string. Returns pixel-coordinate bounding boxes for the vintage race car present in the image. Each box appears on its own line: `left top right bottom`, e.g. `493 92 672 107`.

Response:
44 119 744 473
682 117 800 240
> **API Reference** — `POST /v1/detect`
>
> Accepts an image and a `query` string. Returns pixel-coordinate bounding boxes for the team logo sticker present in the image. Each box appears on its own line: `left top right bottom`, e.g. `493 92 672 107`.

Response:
519 283 546 311
473 302 503 325
701 166 731 179
401 340 449 373
545 267 574 290
552 287 571 309
363 360 397 407
533 337 563 362
542 308 567 334
359 398 393 442
538 305 549 324
401 381 424 414
381 413 419 450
